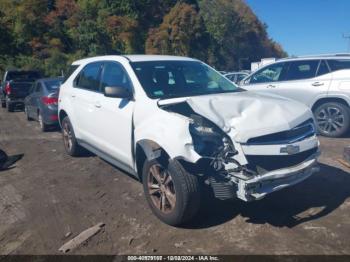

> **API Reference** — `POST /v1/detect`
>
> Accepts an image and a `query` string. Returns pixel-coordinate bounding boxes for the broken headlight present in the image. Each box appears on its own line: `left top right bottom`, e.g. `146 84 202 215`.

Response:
189 115 224 157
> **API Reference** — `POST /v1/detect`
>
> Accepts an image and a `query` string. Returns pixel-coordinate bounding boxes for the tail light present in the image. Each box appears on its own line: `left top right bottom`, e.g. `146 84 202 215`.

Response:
5 82 11 95
41 96 58 106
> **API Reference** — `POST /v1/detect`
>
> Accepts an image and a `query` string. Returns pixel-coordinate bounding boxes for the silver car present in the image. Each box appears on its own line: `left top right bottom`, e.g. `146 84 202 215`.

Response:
241 54 350 137
224 72 249 84
24 77 63 132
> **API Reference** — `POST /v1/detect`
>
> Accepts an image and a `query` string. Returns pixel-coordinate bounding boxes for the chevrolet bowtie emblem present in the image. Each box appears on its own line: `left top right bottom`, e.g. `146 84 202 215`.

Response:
280 145 300 155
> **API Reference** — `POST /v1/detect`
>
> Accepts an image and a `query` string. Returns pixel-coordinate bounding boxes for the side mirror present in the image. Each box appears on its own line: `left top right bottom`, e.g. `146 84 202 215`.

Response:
104 86 132 99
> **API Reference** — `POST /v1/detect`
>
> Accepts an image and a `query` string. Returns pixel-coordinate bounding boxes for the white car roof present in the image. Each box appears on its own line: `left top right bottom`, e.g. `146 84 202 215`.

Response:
278 54 350 63
72 55 197 65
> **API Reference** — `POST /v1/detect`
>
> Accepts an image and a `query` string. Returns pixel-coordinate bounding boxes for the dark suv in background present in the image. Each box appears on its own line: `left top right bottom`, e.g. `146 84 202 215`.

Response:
0 70 41 112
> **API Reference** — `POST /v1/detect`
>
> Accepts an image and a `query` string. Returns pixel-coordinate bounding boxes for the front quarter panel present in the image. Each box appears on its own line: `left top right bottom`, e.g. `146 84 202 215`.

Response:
133 100 201 164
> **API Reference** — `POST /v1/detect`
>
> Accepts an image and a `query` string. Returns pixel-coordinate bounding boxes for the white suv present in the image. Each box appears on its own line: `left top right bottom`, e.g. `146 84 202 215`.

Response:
241 55 350 137
58 55 320 226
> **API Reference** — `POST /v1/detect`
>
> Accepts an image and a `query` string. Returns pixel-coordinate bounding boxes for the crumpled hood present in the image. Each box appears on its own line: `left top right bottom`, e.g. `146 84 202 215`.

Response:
159 92 313 143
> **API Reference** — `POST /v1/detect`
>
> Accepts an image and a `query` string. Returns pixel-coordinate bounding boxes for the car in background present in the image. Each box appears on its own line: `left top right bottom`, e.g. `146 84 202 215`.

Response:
224 72 249 84
58 55 319 226
0 70 41 112
24 77 63 132
240 54 350 137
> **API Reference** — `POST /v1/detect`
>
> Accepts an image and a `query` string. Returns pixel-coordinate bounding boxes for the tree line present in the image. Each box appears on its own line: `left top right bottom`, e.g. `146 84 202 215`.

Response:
0 0 286 77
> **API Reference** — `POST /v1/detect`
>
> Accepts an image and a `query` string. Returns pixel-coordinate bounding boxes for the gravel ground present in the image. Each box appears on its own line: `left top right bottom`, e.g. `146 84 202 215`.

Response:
0 107 350 255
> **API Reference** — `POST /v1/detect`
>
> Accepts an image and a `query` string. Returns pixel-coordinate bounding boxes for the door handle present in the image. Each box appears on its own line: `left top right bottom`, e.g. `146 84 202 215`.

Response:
71 95 76 98
267 84 276 88
312 82 324 87
94 102 102 108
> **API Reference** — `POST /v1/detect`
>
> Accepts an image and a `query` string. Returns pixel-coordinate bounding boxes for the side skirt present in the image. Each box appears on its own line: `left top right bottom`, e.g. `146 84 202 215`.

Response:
77 139 138 178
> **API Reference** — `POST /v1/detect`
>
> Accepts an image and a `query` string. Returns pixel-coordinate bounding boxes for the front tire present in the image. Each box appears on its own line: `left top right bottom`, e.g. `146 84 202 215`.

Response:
61 116 83 156
142 157 201 226
314 102 350 137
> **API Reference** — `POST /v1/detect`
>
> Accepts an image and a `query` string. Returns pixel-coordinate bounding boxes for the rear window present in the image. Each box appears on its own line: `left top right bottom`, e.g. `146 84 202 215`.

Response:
327 60 350 72
44 79 63 91
7 71 41 81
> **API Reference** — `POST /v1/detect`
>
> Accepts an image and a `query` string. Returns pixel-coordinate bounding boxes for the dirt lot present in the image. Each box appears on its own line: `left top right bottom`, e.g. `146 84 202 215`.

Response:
0 107 350 255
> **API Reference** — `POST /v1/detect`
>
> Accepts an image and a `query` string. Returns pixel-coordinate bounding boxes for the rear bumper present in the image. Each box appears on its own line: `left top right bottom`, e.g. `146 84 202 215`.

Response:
6 97 25 104
41 107 59 125
235 150 320 201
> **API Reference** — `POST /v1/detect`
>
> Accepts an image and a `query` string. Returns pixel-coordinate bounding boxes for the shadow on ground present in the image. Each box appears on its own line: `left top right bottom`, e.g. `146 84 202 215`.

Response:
0 149 24 171
188 163 350 229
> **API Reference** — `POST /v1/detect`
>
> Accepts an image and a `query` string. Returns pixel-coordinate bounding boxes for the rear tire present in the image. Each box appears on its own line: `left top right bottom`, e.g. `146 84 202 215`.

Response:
142 157 201 226
24 106 33 121
38 111 49 132
314 102 350 137
6 100 14 112
1 100 5 108
61 116 83 156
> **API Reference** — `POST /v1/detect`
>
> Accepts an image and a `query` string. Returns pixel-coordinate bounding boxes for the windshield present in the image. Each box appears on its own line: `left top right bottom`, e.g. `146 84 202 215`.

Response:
130 61 241 99
44 79 63 91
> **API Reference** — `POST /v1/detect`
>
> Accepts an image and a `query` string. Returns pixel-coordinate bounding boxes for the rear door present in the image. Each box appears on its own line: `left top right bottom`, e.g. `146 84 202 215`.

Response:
71 62 103 144
271 60 331 107
92 61 135 168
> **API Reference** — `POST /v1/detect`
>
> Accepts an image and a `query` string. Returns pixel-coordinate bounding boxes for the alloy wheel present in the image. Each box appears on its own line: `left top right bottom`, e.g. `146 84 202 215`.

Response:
147 164 176 214
62 121 73 151
316 106 345 134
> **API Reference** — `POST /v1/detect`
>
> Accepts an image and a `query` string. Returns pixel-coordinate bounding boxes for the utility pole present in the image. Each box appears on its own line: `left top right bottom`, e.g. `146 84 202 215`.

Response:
343 33 350 52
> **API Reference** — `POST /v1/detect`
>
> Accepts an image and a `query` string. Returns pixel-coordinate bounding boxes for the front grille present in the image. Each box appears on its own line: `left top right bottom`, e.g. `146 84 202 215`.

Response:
246 147 317 173
247 119 315 145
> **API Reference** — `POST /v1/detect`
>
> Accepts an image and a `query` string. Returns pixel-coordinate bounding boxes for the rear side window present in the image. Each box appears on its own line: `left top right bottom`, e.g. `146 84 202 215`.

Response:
284 60 319 81
225 74 236 81
327 60 350 72
35 83 42 93
100 62 132 92
75 62 103 91
45 79 63 92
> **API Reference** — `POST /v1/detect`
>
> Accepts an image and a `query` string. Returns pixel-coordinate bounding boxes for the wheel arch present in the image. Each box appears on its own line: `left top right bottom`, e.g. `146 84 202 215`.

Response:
135 139 170 182
311 97 350 112
58 110 68 128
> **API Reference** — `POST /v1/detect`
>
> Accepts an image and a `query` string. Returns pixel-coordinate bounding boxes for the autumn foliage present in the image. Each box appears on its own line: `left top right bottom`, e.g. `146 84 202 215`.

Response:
0 0 286 76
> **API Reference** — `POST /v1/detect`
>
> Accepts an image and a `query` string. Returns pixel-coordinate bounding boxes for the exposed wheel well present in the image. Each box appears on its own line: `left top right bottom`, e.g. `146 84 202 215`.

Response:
312 98 350 112
59 110 68 127
135 140 169 182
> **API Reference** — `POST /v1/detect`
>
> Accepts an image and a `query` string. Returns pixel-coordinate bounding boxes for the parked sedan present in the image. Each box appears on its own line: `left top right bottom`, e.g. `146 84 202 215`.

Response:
24 77 63 132
224 72 249 84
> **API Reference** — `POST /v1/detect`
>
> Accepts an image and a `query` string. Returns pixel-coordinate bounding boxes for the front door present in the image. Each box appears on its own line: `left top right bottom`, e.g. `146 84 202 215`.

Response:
92 61 135 168
272 60 332 107
242 62 286 96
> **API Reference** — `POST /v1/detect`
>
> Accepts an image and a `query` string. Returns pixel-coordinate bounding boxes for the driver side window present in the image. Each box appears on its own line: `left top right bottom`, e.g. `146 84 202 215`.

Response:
249 63 285 84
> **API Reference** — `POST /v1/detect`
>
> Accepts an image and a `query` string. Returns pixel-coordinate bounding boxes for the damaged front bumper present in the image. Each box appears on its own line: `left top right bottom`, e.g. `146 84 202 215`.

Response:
235 151 320 201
